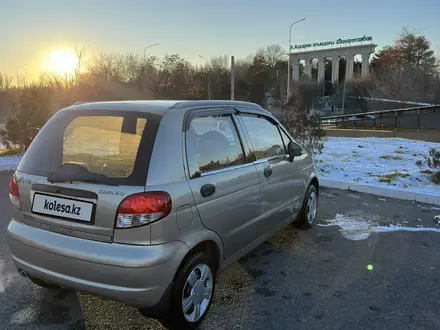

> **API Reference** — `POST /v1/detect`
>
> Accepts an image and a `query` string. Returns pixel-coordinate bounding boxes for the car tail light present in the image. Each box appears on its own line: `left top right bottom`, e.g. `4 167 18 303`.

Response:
9 175 21 210
115 192 171 229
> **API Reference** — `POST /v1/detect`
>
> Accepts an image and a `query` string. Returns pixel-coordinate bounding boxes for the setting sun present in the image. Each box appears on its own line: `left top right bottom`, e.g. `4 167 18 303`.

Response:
47 49 78 75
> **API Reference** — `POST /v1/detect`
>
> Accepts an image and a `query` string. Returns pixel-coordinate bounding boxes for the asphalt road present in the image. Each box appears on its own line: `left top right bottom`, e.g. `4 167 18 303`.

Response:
1 171 440 329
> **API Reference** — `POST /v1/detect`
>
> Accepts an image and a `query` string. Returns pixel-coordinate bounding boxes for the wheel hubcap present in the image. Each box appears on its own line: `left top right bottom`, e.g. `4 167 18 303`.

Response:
307 191 318 224
182 263 213 323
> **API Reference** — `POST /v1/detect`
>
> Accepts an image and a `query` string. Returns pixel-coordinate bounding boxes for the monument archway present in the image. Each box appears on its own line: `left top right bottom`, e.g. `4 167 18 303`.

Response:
289 37 377 83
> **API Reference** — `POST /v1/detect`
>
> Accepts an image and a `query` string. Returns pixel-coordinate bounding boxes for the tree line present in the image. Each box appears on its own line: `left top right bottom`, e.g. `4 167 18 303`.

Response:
0 28 438 149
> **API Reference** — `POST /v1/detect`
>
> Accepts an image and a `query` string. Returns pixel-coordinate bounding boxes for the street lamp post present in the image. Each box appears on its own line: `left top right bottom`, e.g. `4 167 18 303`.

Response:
16 64 28 88
199 55 211 100
287 18 306 103
143 43 159 59
341 47 349 114
141 43 159 92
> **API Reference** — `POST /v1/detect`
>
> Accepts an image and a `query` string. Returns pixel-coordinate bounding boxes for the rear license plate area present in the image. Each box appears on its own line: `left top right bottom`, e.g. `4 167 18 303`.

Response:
32 193 94 223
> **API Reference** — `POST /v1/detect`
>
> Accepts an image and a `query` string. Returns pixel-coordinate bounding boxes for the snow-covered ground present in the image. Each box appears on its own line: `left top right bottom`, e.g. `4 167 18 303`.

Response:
0 142 23 167
319 211 440 241
0 137 439 197
0 154 23 167
315 137 440 196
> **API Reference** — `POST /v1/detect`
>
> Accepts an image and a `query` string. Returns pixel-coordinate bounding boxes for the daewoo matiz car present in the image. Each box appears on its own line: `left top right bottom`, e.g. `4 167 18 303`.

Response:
7 100 319 329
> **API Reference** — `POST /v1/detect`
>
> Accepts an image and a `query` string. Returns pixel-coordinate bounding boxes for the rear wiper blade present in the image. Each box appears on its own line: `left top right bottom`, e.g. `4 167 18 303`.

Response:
47 162 118 186
47 162 84 180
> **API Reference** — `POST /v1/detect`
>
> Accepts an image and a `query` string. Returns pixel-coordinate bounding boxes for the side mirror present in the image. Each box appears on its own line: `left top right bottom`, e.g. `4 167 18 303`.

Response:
287 141 302 162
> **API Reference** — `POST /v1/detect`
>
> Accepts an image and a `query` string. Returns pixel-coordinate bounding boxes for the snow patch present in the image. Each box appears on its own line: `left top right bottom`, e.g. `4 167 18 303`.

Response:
315 137 440 197
320 213 440 241
0 259 15 293
0 142 22 170
0 155 22 167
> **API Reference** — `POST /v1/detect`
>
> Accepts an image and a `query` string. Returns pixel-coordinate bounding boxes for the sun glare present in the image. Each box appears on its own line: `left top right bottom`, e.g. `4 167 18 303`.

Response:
47 49 78 75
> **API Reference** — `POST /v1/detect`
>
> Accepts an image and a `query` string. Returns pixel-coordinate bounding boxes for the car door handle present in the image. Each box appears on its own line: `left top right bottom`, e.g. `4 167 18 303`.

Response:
200 184 216 197
263 167 272 177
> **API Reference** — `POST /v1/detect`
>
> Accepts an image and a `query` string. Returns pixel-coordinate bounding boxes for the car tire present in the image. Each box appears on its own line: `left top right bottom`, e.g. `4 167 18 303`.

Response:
160 252 215 330
294 185 318 229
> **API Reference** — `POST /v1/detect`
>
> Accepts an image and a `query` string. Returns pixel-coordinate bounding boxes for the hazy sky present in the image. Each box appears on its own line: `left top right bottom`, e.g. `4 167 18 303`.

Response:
1 0 439 80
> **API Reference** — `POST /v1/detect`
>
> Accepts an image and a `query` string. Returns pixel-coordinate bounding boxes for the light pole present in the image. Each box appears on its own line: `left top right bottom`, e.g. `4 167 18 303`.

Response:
287 18 306 103
141 43 159 92
341 47 349 114
199 55 212 100
16 64 28 88
143 43 159 58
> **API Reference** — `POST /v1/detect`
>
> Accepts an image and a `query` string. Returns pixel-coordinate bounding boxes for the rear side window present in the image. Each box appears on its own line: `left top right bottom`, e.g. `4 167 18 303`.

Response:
240 115 285 160
186 114 245 178
18 110 160 186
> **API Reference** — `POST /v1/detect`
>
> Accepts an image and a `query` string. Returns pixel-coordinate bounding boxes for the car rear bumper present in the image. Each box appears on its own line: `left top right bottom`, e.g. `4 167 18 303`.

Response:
6 219 190 309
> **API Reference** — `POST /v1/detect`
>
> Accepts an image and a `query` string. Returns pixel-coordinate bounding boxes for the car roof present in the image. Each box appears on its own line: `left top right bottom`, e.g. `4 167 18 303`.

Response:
66 100 268 116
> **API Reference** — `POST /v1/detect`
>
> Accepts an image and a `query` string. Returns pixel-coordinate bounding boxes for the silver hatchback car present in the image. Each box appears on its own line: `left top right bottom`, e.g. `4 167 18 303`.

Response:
7 100 319 329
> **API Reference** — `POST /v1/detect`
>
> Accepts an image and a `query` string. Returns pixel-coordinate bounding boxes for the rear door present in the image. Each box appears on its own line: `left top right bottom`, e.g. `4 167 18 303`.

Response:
238 113 305 226
184 109 263 258
15 109 160 242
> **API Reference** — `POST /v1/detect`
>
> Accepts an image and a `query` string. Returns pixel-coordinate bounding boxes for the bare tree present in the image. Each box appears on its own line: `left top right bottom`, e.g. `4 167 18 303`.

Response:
371 64 439 103
234 56 252 80
72 46 86 86
209 55 229 72
145 54 181 98
256 44 286 68
200 55 230 100
90 52 128 82
346 79 373 112
281 81 325 156
0 74 13 93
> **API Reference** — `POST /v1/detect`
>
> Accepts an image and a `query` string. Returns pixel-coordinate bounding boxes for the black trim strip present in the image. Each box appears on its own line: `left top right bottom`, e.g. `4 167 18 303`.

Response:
183 108 236 132
32 184 98 199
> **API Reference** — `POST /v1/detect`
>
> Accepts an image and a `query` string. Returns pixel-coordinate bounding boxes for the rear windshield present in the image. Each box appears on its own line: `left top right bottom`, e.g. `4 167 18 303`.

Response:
18 109 161 186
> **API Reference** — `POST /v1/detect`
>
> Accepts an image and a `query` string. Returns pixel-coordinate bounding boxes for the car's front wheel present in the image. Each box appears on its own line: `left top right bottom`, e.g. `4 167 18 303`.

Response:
160 252 215 330
294 185 318 229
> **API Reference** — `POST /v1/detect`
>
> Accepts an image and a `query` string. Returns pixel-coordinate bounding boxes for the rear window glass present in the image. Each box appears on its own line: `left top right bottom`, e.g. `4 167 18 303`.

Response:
63 116 146 178
18 110 160 186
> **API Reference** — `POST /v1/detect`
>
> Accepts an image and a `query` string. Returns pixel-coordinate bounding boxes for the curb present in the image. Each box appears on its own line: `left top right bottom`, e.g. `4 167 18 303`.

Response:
320 177 440 206
0 163 18 172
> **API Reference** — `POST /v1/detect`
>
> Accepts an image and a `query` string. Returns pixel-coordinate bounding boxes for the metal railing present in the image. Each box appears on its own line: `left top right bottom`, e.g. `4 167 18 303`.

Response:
321 105 440 131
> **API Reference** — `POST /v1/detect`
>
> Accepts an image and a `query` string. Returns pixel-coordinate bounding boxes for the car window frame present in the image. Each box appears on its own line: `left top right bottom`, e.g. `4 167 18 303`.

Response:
278 126 304 154
183 109 253 179
278 127 291 153
237 113 287 162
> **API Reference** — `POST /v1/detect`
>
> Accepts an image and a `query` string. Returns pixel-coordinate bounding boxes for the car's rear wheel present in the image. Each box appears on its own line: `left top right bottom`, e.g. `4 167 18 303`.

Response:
294 185 318 229
160 252 215 330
